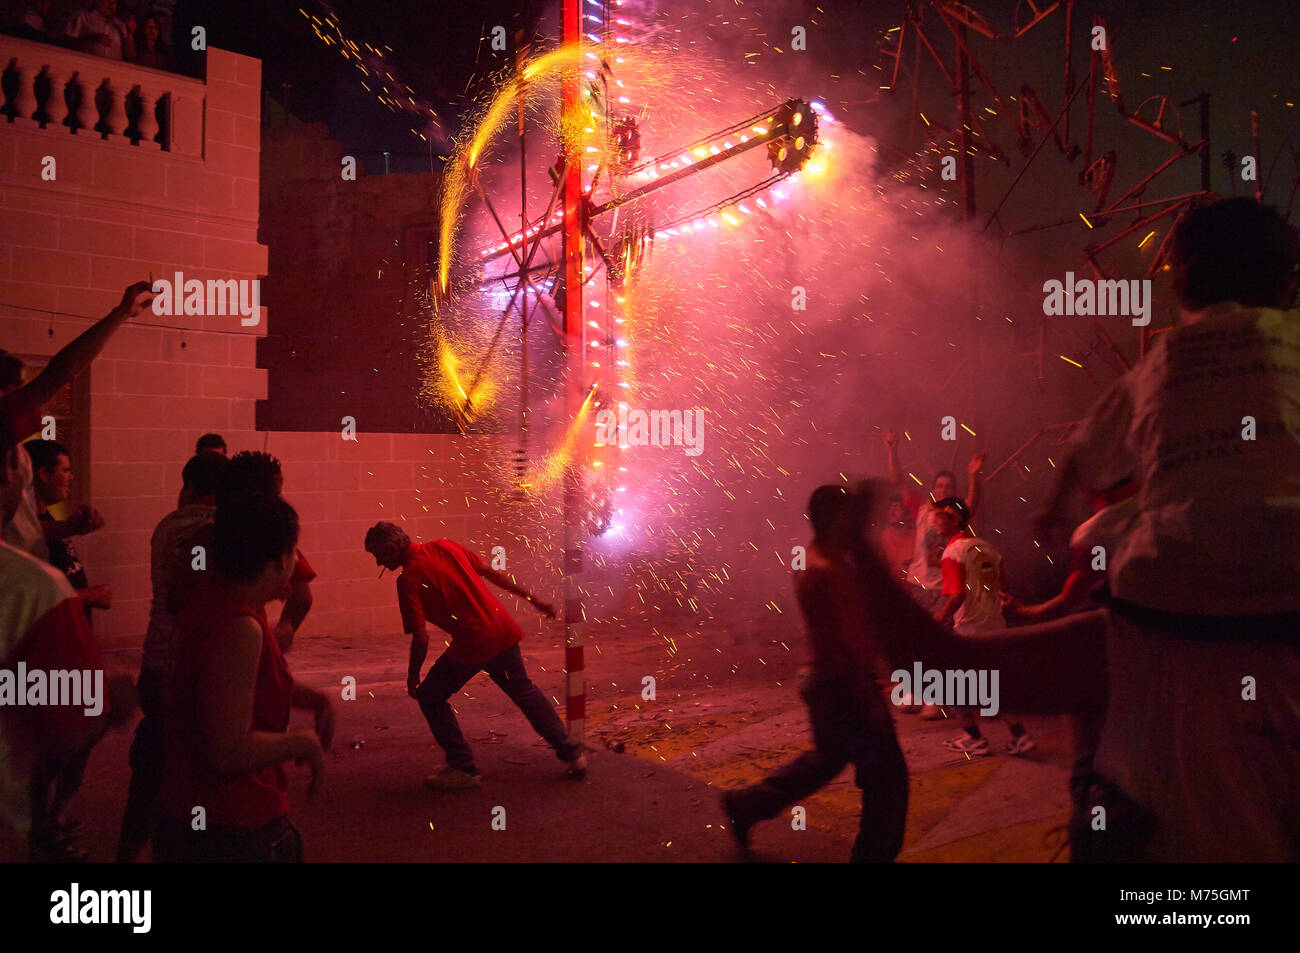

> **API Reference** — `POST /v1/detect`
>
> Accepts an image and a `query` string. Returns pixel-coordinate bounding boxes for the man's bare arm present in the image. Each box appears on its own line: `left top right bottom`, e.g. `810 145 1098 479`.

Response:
852 539 1107 716
1 282 152 423
965 452 986 516
407 625 430 697
884 430 904 490
935 590 964 625
476 564 556 618
274 582 313 652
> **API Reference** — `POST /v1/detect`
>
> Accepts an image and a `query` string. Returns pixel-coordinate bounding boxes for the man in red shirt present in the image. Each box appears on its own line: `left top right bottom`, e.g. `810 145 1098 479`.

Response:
365 521 585 788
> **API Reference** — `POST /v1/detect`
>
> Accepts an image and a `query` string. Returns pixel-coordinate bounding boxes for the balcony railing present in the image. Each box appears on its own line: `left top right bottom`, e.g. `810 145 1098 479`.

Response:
0 35 204 156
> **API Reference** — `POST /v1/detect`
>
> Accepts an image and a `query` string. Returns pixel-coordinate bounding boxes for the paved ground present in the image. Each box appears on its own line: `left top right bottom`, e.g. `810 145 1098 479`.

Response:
8 620 1074 863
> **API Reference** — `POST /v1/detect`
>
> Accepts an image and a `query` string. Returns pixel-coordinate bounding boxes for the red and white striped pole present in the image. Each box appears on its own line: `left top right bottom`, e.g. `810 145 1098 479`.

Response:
561 0 586 744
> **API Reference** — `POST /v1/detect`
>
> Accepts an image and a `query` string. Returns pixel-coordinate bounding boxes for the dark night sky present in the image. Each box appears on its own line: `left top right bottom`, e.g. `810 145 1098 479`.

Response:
170 0 1297 201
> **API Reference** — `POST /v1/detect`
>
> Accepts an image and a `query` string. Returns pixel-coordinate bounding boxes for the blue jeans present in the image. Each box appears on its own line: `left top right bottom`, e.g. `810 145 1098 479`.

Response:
416 643 581 772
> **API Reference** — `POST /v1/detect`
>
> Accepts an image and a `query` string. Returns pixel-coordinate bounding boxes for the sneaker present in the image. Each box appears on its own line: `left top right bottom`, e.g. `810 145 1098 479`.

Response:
720 790 753 851
425 766 483 790
943 733 991 756
1004 732 1037 756
566 752 588 779
919 704 944 720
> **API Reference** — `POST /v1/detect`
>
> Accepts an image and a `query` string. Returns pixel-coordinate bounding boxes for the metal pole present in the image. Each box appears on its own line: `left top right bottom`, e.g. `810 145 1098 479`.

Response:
561 0 586 746
517 38 529 499
1251 109 1261 202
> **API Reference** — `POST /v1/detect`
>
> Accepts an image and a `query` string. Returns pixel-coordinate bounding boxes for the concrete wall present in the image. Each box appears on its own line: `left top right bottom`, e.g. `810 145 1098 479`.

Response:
1 40 542 647
0 40 266 645
257 122 447 434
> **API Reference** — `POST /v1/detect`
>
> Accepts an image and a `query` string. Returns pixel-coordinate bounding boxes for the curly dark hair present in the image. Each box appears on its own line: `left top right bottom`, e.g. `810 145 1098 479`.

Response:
218 450 283 505
213 493 299 582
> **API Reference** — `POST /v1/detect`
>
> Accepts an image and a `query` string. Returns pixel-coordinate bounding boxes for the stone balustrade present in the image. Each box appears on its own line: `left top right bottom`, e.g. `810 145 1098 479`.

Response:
0 35 204 156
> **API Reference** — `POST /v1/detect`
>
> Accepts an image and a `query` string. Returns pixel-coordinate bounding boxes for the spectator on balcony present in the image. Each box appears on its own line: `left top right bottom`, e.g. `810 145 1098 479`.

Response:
131 15 171 71
66 0 134 61
8 1 56 43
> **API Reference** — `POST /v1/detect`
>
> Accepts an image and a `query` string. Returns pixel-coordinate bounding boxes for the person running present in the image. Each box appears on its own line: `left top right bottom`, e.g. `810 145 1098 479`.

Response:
721 486 909 862
930 497 1035 756
154 494 332 862
363 521 586 788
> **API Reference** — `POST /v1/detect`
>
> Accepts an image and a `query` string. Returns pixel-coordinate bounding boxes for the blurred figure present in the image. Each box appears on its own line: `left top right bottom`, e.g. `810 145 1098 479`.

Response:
878 492 914 581
1037 197 1300 861
722 486 908 862
1 282 152 560
930 497 1034 757
116 450 227 863
66 0 132 59
176 451 316 652
1008 480 1139 625
364 521 585 788
131 15 170 70
25 439 111 625
1 415 129 862
1006 480 1140 840
8 1 56 42
154 494 331 862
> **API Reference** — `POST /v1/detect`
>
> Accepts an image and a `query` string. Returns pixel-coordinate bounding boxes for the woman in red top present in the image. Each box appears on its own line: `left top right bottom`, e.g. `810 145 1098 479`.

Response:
155 494 333 862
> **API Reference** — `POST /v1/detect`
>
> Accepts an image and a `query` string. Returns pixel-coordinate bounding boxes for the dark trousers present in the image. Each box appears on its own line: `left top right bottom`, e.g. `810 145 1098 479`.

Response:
152 815 303 863
117 665 165 862
29 742 96 855
728 679 909 862
416 643 581 771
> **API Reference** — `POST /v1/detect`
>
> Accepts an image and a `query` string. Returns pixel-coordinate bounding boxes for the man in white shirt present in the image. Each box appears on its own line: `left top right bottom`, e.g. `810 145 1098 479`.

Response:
1037 196 1300 860
66 0 132 60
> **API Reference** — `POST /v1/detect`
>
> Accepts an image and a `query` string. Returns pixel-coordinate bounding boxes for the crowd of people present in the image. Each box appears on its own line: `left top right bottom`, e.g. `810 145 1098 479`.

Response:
0 197 1296 863
724 196 1298 863
0 275 585 861
8 0 175 71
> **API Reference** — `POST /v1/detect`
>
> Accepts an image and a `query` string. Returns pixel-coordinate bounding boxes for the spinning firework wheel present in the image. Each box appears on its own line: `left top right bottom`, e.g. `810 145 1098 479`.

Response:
432 0 822 742
439 42 822 484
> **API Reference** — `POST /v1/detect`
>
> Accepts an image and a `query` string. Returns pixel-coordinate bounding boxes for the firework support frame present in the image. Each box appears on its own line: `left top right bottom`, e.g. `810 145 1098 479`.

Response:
562 0 586 744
